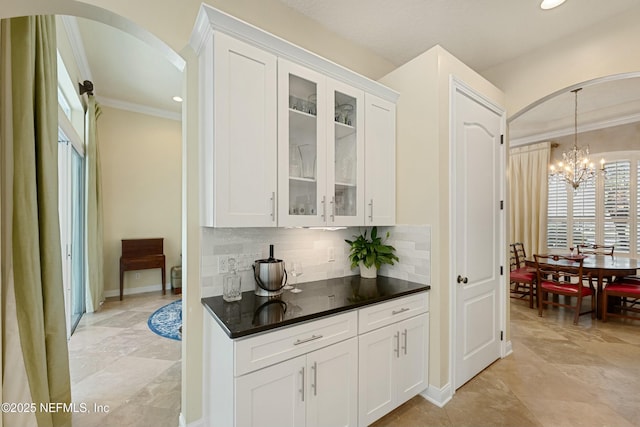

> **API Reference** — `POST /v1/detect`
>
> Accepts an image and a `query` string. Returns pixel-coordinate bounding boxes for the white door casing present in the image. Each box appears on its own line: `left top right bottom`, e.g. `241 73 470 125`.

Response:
451 77 506 390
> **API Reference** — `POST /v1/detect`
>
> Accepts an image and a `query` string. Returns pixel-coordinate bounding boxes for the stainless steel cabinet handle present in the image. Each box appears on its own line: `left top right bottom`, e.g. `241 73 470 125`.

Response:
294 334 323 345
402 329 407 355
311 362 318 396
270 192 275 221
300 367 305 402
321 196 326 221
368 199 374 222
330 196 335 222
394 331 400 358
392 308 410 315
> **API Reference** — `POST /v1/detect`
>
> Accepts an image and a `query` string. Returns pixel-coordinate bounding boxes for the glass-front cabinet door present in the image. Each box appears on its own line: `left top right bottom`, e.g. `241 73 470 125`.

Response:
278 59 327 227
278 59 365 227
327 80 364 226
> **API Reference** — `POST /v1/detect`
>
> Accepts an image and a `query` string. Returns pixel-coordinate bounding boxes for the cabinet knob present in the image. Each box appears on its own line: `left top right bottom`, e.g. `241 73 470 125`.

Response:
457 275 468 284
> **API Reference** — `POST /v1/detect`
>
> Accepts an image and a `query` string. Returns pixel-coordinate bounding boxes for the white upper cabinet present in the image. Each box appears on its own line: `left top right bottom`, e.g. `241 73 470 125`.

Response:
365 94 396 226
278 59 328 227
200 32 277 227
191 4 398 228
278 59 366 227
328 80 365 227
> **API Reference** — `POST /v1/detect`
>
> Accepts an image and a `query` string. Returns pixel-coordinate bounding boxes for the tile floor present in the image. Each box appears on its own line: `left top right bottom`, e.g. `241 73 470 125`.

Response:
372 298 640 427
69 292 182 427
68 292 640 427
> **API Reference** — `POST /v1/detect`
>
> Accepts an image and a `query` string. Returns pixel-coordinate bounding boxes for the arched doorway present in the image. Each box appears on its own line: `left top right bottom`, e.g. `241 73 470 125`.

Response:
2 3 192 425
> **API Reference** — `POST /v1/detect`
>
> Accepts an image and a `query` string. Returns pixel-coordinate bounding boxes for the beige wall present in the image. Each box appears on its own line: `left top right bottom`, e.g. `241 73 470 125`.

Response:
380 45 505 392
98 106 182 295
5 0 395 82
483 4 640 118
549 122 640 163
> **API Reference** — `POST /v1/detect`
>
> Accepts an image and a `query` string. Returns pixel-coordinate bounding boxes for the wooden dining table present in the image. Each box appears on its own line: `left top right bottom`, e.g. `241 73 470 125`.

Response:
527 254 640 319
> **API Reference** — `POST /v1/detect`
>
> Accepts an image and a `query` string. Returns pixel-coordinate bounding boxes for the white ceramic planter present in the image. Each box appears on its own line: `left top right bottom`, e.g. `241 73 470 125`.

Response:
359 261 377 279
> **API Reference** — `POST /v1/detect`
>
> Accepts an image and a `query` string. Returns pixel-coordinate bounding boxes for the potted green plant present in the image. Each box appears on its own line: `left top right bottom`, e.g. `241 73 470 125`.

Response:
345 226 399 278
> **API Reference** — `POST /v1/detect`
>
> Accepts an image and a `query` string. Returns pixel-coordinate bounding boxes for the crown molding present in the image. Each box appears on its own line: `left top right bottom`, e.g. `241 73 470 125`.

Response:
60 15 94 84
509 112 640 147
97 96 181 121
190 4 399 102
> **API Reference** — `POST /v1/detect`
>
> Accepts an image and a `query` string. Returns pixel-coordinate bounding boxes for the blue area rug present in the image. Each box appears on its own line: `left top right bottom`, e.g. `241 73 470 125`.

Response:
148 300 182 341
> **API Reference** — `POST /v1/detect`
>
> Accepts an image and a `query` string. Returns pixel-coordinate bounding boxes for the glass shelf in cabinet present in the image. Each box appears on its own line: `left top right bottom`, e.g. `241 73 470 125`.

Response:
335 121 356 139
289 107 316 118
289 176 316 183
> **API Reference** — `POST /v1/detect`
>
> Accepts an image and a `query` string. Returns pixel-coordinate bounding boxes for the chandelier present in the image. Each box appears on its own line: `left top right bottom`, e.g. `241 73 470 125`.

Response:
549 88 604 190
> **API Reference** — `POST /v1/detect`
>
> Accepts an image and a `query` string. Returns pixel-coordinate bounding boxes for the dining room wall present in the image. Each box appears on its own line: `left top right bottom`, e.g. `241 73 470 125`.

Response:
549 121 640 162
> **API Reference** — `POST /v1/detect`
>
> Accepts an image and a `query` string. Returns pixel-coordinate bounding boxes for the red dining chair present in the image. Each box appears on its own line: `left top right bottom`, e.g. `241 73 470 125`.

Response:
534 254 595 325
602 276 640 322
509 243 536 308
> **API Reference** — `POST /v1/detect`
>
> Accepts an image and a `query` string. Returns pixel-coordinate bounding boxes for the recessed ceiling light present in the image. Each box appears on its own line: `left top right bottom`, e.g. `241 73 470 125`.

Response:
540 0 566 10
172 96 183 103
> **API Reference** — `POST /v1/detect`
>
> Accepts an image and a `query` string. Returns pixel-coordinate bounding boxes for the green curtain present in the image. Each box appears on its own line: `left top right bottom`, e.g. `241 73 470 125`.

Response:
3 15 71 427
86 95 104 313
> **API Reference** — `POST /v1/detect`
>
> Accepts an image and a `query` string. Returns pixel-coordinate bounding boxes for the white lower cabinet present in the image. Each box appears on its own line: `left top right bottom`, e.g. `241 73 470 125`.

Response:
236 337 358 427
203 292 429 427
358 313 429 427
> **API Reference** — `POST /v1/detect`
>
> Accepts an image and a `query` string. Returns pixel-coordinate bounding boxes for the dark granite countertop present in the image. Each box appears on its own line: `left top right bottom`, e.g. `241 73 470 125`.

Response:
202 275 430 339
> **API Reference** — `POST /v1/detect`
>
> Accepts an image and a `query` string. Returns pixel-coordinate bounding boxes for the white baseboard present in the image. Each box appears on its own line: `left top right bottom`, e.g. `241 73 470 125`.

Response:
103 283 168 299
420 382 453 408
504 339 513 357
178 413 205 427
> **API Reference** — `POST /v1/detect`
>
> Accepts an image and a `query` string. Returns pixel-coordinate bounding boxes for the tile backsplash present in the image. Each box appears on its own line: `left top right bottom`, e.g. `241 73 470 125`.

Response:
201 225 430 297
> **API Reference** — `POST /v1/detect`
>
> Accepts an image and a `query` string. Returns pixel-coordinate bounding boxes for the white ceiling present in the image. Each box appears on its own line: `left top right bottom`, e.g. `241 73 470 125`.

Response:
66 16 183 118
278 0 639 71
64 0 640 136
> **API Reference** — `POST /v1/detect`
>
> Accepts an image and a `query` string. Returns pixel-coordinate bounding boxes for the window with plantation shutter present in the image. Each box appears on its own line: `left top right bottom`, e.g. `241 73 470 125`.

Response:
545 153 640 256
572 180 596 246
547 174 568 248
603 161 631 252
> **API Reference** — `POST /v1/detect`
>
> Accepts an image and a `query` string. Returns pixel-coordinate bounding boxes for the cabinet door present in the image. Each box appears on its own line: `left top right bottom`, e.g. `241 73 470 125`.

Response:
364 93 396 226
278 59 327 227
396 313 429 406
307 338 358 427
358 324 396 427
235 356 306 427
211 33 277 227
327 80 365 226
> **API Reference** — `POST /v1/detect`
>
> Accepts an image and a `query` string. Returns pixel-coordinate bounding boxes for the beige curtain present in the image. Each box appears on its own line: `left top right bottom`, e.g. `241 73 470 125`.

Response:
0 16 71 427
85 95 103 313
509 141 550 257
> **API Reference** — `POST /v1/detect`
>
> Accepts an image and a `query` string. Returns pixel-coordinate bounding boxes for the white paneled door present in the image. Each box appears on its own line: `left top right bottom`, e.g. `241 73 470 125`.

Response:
452 80 505 389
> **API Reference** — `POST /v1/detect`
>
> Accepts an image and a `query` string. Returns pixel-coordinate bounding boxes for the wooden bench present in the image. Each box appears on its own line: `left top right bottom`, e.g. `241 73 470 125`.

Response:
119 238 166 300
